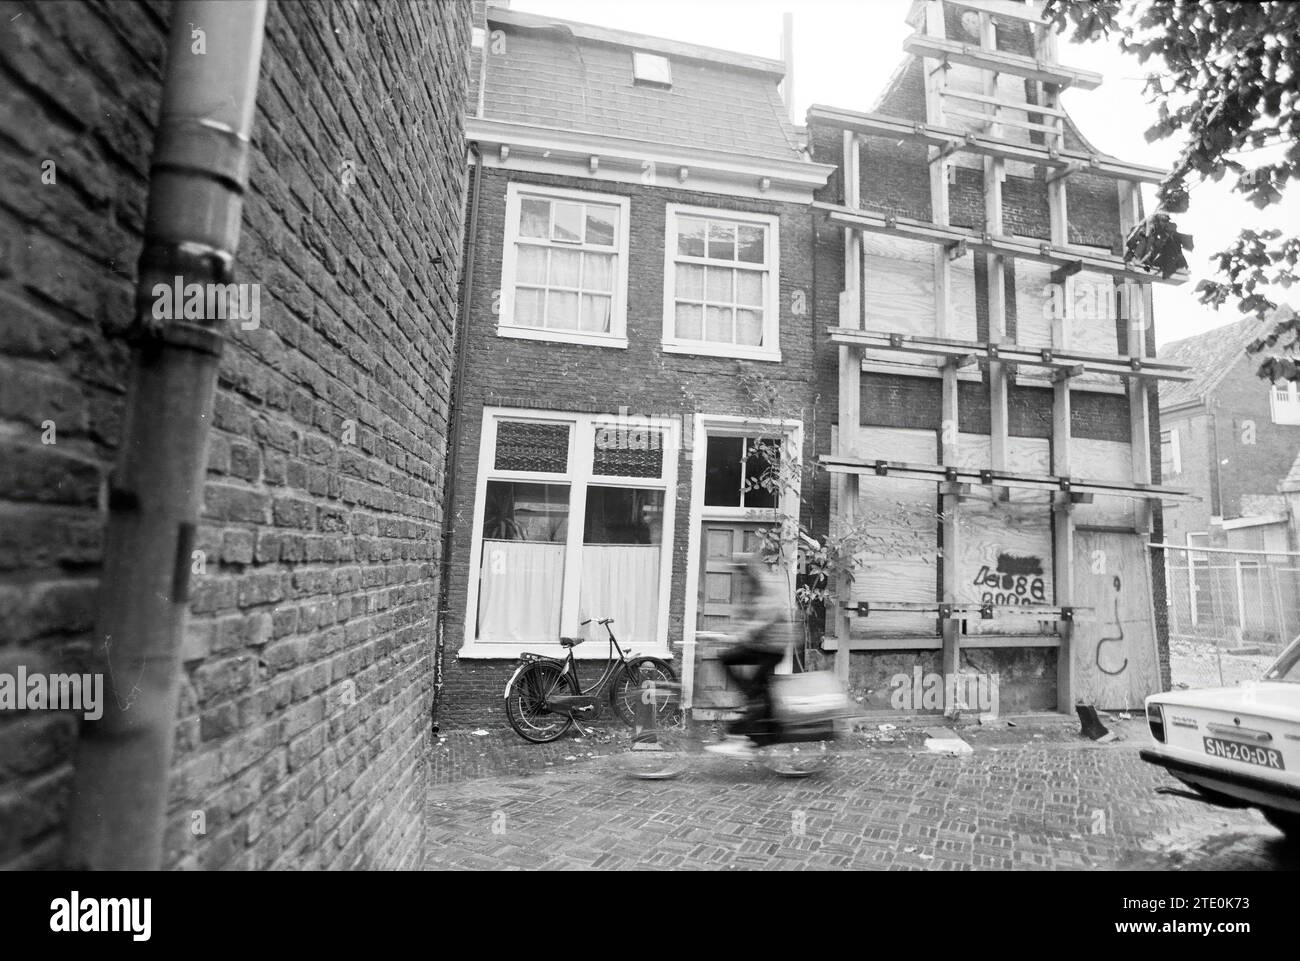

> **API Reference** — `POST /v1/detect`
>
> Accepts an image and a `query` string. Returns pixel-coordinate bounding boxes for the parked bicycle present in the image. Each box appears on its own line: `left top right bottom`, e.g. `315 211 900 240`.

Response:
504 617 678 743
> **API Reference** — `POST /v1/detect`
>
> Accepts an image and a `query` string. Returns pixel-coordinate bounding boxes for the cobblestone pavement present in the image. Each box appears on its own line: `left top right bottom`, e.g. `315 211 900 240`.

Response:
425 720 1300 870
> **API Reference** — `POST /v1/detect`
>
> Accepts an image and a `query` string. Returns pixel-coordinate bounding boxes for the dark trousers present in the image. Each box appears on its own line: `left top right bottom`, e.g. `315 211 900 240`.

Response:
719 642 783 743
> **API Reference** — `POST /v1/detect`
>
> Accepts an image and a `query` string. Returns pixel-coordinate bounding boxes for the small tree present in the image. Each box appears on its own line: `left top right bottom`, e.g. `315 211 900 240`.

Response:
1045 0 1300 378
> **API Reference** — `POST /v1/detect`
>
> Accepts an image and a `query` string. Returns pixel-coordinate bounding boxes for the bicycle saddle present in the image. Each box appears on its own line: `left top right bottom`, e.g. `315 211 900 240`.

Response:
559 636 584 648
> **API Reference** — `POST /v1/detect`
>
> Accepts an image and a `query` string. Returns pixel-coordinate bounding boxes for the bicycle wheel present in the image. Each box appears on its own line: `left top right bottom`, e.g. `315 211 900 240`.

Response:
610 657 680 728
504 662 578 743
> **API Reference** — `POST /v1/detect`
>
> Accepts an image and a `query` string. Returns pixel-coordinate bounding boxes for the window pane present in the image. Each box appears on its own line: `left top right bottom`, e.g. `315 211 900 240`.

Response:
736 270 763 306
478 481 568 643
744 439 780 509
677 217 706 258
520 198 550 238
586 207 617 247
736 309 763 346
583 252 614 292
704 436 744 507
549 248 581 287
675 263 704 299
517 245 547 284
675 303 702 340
552 202 582 242
579 487 664 642
593 427 665 477
705 305 733 343
580 294 611 333
514 288 544 327
494 421 570 473
706 267 732 303
547 291 579 329
707 221 736 260
737 224 765 263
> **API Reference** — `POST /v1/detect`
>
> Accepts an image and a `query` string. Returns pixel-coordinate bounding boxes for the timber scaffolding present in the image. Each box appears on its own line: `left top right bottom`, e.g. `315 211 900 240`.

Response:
816 0 1194 712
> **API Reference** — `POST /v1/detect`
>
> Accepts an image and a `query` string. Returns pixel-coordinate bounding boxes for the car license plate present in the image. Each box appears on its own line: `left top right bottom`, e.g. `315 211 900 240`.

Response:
1203 736 1285 770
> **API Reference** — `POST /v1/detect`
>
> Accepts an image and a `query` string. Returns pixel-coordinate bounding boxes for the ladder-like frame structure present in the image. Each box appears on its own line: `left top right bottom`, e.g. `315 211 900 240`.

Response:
822 0 1191 712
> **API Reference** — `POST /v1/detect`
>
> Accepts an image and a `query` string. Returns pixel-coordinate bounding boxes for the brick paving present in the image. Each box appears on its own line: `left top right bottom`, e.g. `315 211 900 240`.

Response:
425 719 1300 870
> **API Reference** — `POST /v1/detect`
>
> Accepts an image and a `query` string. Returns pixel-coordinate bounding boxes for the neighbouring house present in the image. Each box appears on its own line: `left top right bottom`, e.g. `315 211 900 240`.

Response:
807 0 1183 712
1157 307 1300 649
0 0 470 869
438 1 833 726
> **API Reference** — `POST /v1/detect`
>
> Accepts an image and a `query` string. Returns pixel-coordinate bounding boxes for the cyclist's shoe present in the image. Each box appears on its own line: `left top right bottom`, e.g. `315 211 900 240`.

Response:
704 735 758 759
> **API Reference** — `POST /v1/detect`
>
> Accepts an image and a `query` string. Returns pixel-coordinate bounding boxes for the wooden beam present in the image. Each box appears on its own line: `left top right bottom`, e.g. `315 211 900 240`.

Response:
805 106 1168 184
942 87 1069 118
826 328 1194 380
815 202 1189 285
820 456 1196 501
903 34 1104 89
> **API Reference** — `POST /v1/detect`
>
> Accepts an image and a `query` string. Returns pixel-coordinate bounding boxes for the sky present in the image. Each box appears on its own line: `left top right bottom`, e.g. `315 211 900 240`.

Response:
509 0 1297 348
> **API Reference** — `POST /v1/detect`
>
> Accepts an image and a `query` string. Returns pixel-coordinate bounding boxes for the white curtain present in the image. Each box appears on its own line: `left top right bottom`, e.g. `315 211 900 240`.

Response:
477 540 564 642
579 544 661 645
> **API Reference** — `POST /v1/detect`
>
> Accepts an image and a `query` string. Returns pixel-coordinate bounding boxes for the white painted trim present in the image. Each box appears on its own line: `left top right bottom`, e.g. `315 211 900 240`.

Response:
681 413 804 701
460 407 678 660
1220 514 1288 530
498 183 631 347
466 116 834 204
661 204 781 362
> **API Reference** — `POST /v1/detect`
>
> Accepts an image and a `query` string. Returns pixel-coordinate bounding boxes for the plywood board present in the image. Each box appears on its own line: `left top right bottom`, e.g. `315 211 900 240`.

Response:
955 434 1055 635
833 427 940 636
1068 265 1122 390
1012 259 1053 350
943 64 1036 179
862 234 935 336
1072 530 1162 709
1070 437 1135 528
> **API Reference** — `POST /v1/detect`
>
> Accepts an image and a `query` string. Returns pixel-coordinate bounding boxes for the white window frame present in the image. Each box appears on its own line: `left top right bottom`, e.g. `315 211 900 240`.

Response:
1159 426 1181 478
632 51 672 86
498 183 631 349
1270 381 1300 425
462 407 678 659
661 204 781 362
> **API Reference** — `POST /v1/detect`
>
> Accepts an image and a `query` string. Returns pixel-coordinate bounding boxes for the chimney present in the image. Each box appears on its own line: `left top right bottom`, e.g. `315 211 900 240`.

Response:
780 12 795 125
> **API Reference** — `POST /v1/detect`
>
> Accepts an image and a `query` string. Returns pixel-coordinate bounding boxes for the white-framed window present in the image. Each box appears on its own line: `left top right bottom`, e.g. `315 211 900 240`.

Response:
632 51 672 86
463 408 679 658
1159 426 1181 478
662 205 781 362
498 183 631 348
1270 381 1300 425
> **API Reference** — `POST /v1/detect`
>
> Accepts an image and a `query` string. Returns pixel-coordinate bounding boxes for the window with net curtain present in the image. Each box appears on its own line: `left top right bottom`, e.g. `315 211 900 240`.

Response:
510 190 620 335
669 211 771 349
476 417 669 646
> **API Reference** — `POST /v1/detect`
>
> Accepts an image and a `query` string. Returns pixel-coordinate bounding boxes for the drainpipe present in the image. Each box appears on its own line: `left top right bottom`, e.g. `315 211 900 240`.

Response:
65 0 267 870
432 140 483 733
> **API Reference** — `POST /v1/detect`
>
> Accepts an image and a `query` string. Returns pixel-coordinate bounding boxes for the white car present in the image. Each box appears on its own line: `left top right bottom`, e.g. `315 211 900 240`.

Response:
1141 636 1300 840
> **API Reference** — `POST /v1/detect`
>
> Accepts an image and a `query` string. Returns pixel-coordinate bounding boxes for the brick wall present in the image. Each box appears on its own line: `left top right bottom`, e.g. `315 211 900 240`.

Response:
438 166 819 727
0 0 469 869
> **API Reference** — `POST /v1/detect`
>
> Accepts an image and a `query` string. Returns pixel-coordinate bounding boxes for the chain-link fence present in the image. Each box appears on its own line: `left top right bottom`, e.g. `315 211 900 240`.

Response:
1161 543 1300 653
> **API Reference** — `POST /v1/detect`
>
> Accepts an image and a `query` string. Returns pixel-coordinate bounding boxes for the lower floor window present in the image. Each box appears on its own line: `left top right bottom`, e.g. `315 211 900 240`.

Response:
471 410 677 649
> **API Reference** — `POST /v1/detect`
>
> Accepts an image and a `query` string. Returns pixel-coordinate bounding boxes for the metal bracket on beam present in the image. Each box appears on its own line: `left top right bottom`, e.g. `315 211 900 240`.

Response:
873 460 890 476
1045 162 1081 185
980 603 994 620
938 603 954 620
931 139 961 163
1051 363 1086 383
856 601 870 617
1059 606 1074 623
1039 348 1053 363
1050 259 1085 284
884 215 898 229
889 332 906 348
947 238 969 260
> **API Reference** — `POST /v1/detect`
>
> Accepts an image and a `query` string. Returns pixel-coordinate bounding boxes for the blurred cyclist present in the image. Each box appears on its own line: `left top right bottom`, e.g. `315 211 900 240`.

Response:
705 551 794 759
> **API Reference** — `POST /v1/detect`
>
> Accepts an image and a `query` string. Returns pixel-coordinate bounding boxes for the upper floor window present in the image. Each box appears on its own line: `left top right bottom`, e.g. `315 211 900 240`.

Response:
499 184 630 348
632 51 672 86
662 205 781 362
1159 427 1181 478
1270 381 1300 425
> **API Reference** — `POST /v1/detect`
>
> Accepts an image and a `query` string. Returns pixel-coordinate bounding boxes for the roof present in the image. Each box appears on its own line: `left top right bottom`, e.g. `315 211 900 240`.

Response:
483 7 804 163
1157 314 1277 410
